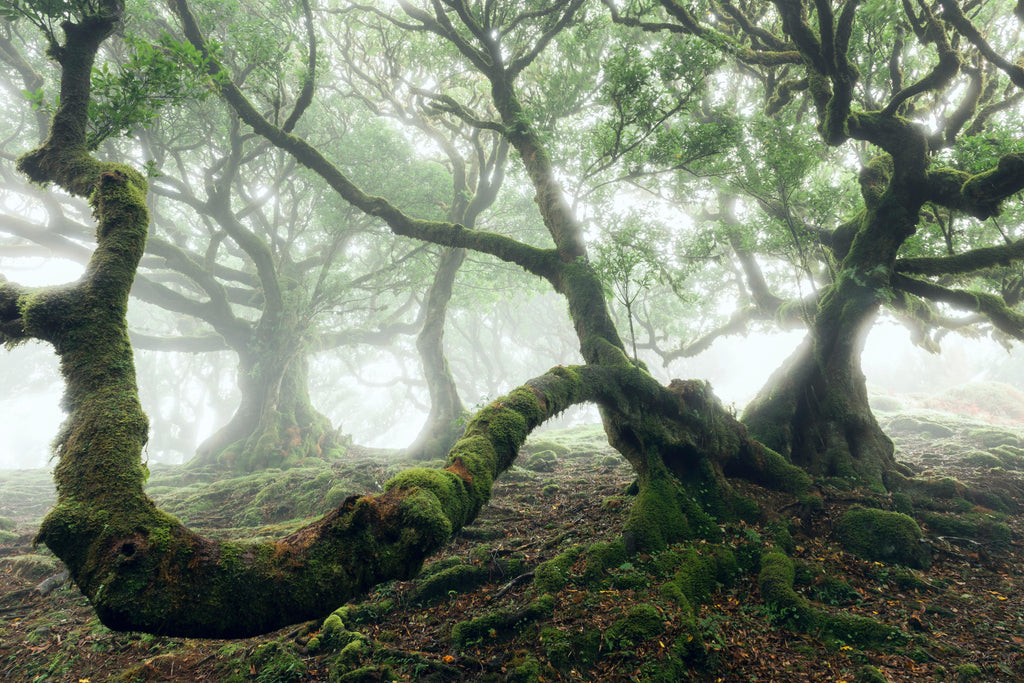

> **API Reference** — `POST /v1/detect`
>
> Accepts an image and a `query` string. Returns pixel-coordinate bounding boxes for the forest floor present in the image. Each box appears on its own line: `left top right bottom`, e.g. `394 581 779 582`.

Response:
3 382 1024 682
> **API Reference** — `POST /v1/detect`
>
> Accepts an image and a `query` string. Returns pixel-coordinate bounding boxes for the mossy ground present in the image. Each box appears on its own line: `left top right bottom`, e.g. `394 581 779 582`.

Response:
3 415 1024 681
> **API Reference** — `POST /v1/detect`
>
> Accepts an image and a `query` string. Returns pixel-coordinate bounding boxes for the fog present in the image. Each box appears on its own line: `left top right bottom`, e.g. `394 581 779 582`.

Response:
1 318 1018 470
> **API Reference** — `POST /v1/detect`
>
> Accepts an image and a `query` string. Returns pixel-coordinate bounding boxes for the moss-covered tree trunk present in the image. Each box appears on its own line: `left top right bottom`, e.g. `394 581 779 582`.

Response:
407 247 468 461
191 343 341 471
743 157 922 489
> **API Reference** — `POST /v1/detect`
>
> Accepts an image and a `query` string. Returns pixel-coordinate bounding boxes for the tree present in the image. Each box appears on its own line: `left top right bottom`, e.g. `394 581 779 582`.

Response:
606 0 1024 488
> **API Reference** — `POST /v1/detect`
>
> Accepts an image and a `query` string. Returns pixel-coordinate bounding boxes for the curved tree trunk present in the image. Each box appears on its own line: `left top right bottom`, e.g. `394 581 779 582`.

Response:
407 247 468 461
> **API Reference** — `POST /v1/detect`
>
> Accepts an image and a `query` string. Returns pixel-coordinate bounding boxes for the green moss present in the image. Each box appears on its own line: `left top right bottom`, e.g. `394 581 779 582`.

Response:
449 594 555 647
507 655 542 683
625 472 717 551
758 552 907 649
522 440 570 456
915 511 1012 552
966 428 1020 449
533 545 582 593
836 507 931 568
524 450 558 472
579 540 627 584
954 663 984 681
885 416 955 438
893 571 930 592
540 627 573 671
411 564 487 605
811 575 860 606
250 642 306 683
856 664 890 683
603 604 664 647
961 451 1003 469
0 554 62 580
891 492 914 515
768 520 796 554
989 445 1024 470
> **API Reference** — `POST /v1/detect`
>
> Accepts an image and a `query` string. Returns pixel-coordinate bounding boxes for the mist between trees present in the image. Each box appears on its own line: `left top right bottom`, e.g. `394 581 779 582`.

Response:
0 0 1023 643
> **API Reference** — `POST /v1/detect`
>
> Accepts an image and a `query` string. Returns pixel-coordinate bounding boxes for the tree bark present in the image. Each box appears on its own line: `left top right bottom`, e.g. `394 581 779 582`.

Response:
406 247 468 461
191 351 342 471
743 157 922 489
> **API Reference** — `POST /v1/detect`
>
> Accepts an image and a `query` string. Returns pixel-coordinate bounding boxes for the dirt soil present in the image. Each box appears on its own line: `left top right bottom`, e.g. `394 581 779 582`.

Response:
3 385 1024 682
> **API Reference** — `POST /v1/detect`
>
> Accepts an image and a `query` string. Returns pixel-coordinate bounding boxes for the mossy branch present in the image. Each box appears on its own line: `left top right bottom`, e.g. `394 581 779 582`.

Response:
892 273 1024 340
896 238 1024 277
924 154 1024 220
937 0 1024 89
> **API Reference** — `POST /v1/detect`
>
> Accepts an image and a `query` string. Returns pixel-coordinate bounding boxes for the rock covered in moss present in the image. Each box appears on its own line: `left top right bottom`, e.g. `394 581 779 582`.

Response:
836 507 931 568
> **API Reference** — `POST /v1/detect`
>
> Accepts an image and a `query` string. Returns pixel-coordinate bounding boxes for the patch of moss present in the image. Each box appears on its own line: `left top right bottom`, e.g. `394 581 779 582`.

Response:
856 664 889 682
624 473 715 552
967 428 1020 448
450 594 555 647
961 451 1003 469
811 575 861 606
533 545 582 593
893 570 930 592
916 511 1012 552
249 642 306 683
885 415 955 438
521 439 570 457
988 445 1024 470
579 540 627 584
891 492 914 515
955 663 984 681
0 554 61 580
836 507 931 568
411 564 488 605
506 655 542 683
541 483 560 496
758 552 907 649
603 604 663 647
523 450 559 472
768 520 796 554
332 665 393 683
660 545 738 609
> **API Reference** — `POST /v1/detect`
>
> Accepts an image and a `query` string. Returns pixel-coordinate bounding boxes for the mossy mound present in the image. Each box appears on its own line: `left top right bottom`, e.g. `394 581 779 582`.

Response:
758 552 908 649
450 594 555 647
990 445 1024 470
915 511 1013 552
961 450 1004 469
966 428 1020 449
603 604 663 647
410 563 488 605
533 545 583 593
520 439 571 457
523 424 614 458
0 553 62 580
884 415 956 438
836 508 931 569
524 450 559 472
